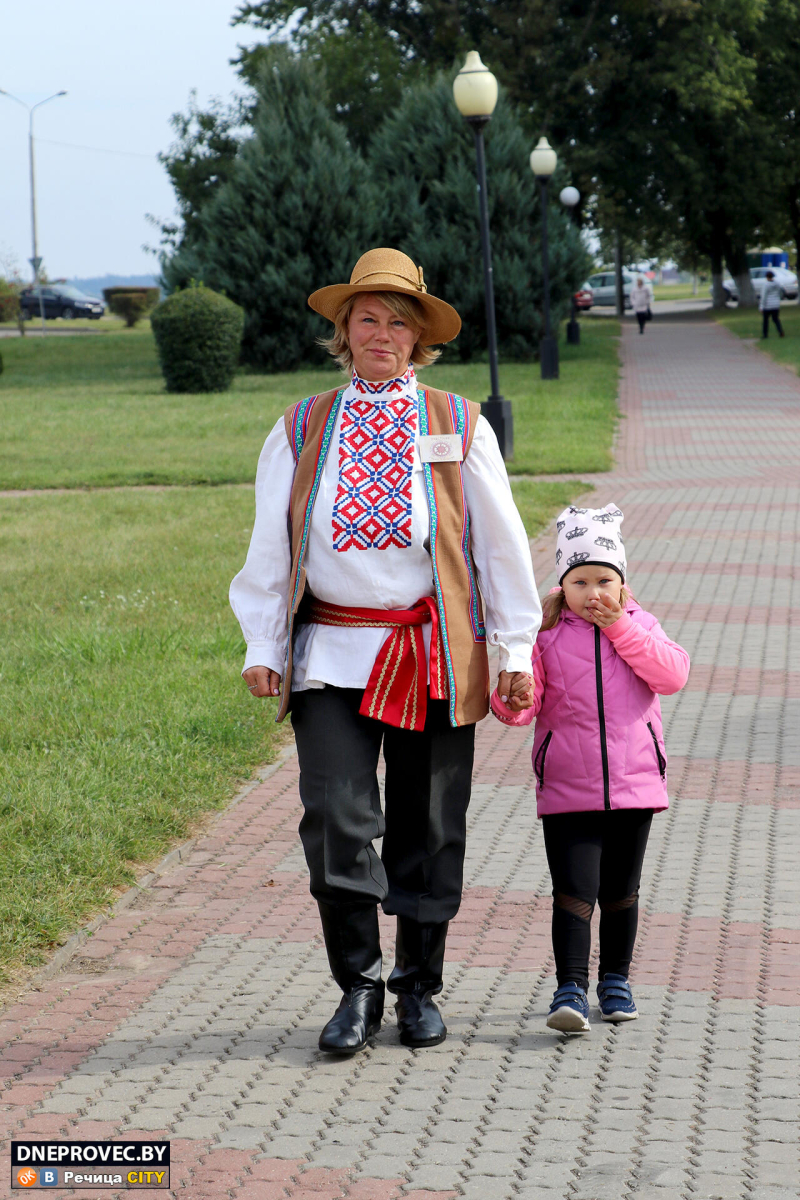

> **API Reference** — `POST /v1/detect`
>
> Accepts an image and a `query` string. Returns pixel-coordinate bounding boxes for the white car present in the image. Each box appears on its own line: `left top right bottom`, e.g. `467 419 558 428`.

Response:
586 270 634 308
711 266 798 303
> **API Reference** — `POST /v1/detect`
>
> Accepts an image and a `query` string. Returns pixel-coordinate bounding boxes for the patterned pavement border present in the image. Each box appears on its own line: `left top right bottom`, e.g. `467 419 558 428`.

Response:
1 318 799 1199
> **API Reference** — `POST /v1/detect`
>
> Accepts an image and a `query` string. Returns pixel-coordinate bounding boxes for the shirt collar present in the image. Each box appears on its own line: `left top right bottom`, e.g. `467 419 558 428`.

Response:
350 364 417 398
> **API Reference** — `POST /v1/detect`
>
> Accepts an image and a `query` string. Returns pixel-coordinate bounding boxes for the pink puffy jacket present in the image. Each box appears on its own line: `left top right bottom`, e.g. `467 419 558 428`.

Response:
491 599 690 817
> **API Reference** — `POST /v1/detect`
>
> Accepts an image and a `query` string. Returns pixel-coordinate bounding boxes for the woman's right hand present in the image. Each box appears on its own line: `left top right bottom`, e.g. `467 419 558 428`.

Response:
243 666 282 698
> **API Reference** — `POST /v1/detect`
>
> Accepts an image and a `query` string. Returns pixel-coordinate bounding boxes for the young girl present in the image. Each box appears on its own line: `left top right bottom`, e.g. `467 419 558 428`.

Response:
492 503 690 1032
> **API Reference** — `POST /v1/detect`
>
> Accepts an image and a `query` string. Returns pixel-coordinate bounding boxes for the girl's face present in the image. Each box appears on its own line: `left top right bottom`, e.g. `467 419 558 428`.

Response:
561 563 623 621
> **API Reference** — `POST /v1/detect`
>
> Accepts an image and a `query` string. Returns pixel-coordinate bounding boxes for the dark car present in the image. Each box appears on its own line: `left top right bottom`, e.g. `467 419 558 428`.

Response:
20 284 104 320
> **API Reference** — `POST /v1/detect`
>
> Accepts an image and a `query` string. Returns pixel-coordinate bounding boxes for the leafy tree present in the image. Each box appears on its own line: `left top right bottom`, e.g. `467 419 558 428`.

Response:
368 76 588 360
149 92 245 255
160 51 378 370
235 1 772 306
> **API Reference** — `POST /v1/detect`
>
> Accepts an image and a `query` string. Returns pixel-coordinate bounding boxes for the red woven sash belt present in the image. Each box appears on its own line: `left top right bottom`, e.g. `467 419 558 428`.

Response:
306 597 447 732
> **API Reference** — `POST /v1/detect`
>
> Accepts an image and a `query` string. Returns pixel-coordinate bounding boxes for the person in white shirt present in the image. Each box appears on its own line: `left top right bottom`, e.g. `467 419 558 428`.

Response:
230 248 541 1055
630 276 653 334
760 270 785 339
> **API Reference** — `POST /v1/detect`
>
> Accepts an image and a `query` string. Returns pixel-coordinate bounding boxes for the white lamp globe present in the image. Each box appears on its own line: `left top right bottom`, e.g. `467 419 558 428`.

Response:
453 51 498 119
530 136 557 177
560 186 580 207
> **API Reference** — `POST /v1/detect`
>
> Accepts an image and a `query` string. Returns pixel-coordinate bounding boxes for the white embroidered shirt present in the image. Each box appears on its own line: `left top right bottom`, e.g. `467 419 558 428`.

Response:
230 369 542 691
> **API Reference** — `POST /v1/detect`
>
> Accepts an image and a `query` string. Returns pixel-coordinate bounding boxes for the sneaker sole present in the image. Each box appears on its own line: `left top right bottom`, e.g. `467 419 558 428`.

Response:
600 1009 638 1023
546 1007 590 1033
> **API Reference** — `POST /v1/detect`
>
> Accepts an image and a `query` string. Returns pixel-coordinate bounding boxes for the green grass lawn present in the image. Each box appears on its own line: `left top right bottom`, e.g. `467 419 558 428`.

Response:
651 283 706 302
0 318 618 985
0 318 619 488
714 303 800 375
0 488 284 984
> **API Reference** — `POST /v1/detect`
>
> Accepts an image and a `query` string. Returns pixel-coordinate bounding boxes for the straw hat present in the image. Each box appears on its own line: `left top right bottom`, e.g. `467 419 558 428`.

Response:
308 248 461 345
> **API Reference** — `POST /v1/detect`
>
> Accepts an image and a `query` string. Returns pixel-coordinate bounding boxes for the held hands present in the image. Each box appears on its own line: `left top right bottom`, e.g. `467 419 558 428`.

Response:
497 670 534 711
586 592 624 628
243 666 282 698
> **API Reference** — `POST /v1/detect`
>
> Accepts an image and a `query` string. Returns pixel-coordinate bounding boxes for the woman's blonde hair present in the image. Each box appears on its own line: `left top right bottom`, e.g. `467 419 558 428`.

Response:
319 291 442 372
540 583 631 631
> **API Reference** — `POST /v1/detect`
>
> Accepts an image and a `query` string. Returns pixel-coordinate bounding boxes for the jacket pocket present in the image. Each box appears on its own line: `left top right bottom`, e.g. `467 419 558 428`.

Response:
647 721 667 779
534 730 553 791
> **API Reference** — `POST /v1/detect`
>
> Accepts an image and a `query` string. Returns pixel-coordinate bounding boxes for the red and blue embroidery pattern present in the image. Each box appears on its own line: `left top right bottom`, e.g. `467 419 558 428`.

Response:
332 372 417 552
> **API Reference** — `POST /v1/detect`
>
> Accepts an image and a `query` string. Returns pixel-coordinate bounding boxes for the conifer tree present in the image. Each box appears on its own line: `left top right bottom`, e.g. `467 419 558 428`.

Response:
367 76 587 360
161 50 377 370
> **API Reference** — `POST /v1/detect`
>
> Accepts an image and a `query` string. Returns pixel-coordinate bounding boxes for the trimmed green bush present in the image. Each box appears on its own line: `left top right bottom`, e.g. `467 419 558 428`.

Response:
103 286 160 328
0 278 20 323
150 284 244 393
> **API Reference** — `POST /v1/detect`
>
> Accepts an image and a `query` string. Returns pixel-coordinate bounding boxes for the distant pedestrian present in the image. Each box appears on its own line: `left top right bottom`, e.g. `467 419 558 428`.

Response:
491 504 690 1033
630 276 653 334
760 270 784 338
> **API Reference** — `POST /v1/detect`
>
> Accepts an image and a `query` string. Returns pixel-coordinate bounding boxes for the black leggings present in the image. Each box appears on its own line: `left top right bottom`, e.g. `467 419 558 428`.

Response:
541 809 653 990
762 310 783 337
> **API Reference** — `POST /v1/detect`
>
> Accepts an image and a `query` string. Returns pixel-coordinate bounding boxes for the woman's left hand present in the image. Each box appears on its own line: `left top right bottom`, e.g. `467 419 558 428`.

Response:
586 592 623 627
497 671 534 710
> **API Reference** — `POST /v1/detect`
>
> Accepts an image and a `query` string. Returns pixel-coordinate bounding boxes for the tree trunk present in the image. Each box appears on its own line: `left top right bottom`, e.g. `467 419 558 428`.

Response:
789 180 800 304
710 245 726 309
615 231 624 317
726 240 757 308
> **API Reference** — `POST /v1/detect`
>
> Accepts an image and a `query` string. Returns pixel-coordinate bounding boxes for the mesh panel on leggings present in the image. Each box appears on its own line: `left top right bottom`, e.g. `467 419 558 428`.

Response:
554 892 593 921
598 891 638 913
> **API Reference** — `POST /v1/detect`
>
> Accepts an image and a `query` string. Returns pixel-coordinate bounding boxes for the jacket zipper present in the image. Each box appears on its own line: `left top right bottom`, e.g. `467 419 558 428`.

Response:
534 730 553 790
647 721 667 778
594 625 611 809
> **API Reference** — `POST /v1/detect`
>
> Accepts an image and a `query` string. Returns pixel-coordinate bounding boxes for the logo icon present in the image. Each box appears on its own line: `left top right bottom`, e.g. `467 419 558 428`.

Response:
41 1168 59 1187
16 1167 38 1187
432 440 451 458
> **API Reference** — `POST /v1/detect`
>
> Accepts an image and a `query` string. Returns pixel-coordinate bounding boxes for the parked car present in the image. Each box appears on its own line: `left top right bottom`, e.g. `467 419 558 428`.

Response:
20 284 104 320
710 267 798 304
574 282 594 311
586 271 634 308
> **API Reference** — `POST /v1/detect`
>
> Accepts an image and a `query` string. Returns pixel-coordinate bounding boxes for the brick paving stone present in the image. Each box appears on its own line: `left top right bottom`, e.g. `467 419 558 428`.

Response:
0 318 798 1200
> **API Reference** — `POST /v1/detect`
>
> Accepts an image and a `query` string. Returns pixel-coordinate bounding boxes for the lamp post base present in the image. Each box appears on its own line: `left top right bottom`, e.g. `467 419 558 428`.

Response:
481 396 514 460
540 335 559 380
566 318 580 345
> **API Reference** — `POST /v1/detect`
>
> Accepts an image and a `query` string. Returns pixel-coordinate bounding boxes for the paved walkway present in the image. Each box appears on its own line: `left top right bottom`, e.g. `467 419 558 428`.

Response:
2 320 799 1199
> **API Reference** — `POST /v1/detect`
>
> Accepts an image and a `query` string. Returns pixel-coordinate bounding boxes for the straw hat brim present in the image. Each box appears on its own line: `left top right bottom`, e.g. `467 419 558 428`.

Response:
308 282 461 346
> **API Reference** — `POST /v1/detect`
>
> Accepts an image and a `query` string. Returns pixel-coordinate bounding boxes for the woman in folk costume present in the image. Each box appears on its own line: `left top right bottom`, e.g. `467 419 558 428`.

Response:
230 248 541 1055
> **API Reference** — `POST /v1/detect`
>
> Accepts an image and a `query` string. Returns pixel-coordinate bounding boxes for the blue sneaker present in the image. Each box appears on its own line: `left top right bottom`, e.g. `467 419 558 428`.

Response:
546 982 590 1033
596 974 638 1021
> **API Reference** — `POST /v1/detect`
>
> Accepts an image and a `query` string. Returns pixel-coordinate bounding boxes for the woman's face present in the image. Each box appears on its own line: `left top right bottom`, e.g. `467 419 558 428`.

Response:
347 294 418 381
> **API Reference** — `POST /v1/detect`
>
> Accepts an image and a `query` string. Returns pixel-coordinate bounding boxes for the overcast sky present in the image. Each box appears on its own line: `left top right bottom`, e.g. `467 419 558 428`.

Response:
1 1 257 280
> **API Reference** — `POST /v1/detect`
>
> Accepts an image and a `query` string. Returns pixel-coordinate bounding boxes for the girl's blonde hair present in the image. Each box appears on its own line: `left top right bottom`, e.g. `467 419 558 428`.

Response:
319 291 442 373
540 584 631 631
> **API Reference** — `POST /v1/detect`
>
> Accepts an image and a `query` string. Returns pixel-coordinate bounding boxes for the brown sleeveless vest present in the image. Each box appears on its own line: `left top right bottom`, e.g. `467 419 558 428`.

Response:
277 385 490 727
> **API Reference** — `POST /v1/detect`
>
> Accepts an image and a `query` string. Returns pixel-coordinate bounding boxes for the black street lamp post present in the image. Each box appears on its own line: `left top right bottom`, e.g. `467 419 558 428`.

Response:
453 52 513 460
530 137 559 380
560 185 581 345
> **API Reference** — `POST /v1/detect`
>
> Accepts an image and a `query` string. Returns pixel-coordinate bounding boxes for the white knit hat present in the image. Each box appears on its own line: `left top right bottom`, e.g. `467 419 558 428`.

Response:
555 502 626 584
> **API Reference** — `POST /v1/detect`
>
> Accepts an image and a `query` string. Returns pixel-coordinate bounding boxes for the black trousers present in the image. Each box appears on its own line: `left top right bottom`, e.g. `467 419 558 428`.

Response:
762 309 783 337
541 809 653 990
291 687 475 923
636 311 648 333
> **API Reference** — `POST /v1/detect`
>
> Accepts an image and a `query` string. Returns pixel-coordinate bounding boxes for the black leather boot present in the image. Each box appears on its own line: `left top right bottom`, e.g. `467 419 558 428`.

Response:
387 919 448 1048
317 902 384 1055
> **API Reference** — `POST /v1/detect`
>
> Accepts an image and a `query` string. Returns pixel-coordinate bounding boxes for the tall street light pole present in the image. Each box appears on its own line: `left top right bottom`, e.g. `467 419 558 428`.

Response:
559 185 581 345
0 88 67 335
530 136 558 380
453 51 513 460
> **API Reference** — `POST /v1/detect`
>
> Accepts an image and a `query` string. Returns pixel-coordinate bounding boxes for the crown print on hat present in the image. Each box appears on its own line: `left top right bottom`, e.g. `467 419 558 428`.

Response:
555 503 626 584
